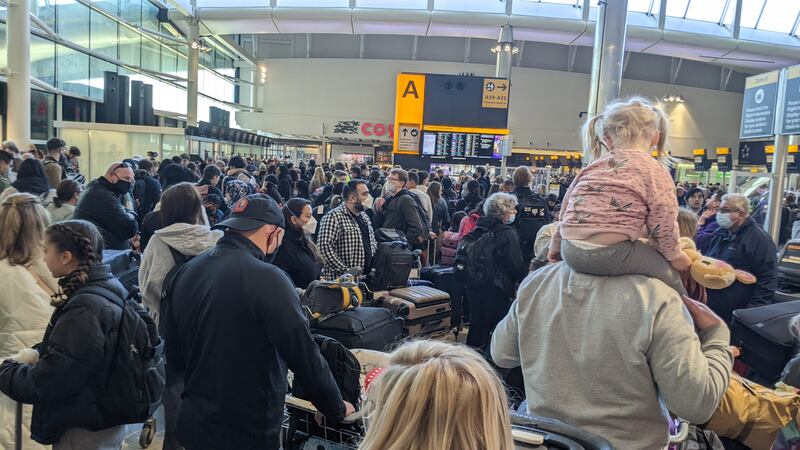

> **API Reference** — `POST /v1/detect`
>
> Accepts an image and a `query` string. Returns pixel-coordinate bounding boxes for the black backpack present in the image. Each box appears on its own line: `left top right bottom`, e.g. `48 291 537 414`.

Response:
392 190 431 239
368 240 414 291
515 200 550 244
454 227 497 287
159 246 194 335
292 334 360 407
83 286 165 425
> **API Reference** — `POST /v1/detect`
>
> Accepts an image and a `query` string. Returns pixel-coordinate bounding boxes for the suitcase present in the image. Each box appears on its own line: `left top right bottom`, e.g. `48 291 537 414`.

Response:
421 264 465 329
384 286 451 336
312 307 403 352
102 250 140 293
730 300 800 382
776 241 800 303
510 412 614 450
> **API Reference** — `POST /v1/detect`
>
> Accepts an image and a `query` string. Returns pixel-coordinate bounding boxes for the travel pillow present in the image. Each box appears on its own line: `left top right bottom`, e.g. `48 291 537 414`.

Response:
680 237 757 290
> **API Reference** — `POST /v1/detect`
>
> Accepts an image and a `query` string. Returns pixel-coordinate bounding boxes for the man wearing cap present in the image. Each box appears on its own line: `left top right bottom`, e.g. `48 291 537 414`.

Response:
162 194 353 450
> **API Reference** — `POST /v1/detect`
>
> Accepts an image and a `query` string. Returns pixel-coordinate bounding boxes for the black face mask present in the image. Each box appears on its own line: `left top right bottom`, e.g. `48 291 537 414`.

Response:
111 180 132 195
262 229 281 263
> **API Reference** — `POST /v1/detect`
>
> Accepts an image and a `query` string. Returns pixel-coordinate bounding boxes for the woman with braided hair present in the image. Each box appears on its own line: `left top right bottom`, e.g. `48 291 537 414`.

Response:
0 220 130 449
0 193 56 450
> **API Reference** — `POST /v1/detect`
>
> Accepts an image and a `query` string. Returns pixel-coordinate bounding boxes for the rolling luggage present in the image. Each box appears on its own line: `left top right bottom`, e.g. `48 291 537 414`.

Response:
102 250 140 293
312 307 403 352
421 264 464 329
383 286 451 336
730 300 800 382
510 412 614 450
776 241 800 303
367 241 414 291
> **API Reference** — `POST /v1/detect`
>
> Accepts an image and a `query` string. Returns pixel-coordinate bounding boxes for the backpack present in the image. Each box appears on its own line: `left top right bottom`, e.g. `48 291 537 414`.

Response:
454 227 497 287
292 334 361 407
515 200 550 244
82 286 166 425
302 278 362 320
368 240 414 291
64 164 85 185
159 246 193 335
393 190 431 239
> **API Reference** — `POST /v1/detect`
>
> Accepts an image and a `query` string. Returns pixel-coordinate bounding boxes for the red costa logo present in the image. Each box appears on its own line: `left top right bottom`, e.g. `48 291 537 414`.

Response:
361 123 394 139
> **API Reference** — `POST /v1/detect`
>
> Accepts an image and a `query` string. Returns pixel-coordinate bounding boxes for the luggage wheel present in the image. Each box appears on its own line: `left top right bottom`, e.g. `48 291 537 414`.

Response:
139 417 156 449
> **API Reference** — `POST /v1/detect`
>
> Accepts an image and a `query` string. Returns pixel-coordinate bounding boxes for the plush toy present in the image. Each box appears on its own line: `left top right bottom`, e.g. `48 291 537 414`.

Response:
680 237 757 290
4 348 39 365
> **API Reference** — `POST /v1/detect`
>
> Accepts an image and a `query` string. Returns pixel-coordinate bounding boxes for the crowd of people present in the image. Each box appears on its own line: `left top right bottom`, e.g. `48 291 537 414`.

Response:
0 97 798 450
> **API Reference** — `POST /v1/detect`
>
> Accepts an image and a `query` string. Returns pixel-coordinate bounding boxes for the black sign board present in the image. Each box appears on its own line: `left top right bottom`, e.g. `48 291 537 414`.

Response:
716 148 732 172
738 140 772 166
693 149 710 171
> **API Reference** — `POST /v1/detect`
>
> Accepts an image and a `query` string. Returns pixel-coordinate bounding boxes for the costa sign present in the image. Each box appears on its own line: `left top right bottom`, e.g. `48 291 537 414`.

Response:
329 120 394 140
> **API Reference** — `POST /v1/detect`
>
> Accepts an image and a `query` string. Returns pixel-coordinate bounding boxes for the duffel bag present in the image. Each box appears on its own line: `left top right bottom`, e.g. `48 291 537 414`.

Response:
302 279 363 319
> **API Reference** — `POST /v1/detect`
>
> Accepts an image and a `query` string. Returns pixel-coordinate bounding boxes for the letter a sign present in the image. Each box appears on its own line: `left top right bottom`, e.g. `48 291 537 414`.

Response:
394 73 426 154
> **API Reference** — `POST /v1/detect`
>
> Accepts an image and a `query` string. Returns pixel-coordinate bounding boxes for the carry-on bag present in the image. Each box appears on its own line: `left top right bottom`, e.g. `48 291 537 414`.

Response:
730 300 800 382
302 277 362 319
102 249 141 293
367 241 414 291
421 264 464 329
313 307 403 351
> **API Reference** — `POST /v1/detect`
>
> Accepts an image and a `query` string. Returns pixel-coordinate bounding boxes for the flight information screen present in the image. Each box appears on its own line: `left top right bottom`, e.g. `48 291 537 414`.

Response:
421 131 502 159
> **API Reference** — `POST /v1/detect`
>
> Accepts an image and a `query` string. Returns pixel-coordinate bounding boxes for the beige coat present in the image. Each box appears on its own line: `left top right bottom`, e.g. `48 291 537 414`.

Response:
0 258 57 450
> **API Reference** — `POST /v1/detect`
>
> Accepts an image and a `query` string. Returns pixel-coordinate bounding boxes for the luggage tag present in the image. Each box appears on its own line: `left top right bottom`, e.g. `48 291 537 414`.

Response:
316 205 325 215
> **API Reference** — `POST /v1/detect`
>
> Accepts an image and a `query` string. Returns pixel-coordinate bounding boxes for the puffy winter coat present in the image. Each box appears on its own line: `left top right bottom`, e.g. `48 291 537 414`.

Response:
139 223 222 324
0 265 127 445
0 258 55 450
73 178 138 250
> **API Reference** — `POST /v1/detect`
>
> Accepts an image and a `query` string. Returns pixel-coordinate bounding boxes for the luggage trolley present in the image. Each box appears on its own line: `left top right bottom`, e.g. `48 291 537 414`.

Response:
282 349 389 450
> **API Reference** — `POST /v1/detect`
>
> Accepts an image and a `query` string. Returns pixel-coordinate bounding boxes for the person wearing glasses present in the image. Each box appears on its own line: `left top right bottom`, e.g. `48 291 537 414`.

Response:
73 161 138 251
698 193 777 323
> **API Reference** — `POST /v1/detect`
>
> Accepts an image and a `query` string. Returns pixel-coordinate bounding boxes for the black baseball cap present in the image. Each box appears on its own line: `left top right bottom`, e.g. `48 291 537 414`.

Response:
213 194 285 232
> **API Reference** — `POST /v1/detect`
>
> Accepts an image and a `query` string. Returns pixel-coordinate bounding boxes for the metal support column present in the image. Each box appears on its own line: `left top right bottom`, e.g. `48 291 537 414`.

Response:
7 0 31 148
187 17 200 127
765 69 789 244
495 25 514 177
585 0 629 164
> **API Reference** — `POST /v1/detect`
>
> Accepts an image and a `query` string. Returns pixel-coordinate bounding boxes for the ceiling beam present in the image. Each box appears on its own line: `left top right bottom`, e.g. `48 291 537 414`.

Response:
720 66 733 90
306 33 311 58
567 45 578 72
582 0 590 22
360 34 365 59
657 0 667 30
623 51 631 75
412 35 419 60
670 57 683 84
515 40 525 67
464 37 471 63
732 0 743 39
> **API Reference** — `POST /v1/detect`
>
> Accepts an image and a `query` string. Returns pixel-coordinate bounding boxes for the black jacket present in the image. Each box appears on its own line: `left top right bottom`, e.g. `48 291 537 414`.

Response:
278 177 293 202
274 225 322 289
513 187 552 261
0 265 127 445
477 176 491 197
457 191 483 213
74 177 138 250
134 170 162 224
431 197 451 235
700 217 778 324
373 189 424 244
163 232 344 450
476 215 526 297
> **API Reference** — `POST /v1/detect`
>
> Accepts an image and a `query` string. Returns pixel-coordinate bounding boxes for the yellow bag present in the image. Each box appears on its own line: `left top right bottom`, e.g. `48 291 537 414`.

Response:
704 374 800 450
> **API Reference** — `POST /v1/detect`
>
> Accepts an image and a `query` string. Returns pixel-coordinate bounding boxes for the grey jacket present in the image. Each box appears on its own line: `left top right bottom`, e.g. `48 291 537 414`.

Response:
491 263 732 449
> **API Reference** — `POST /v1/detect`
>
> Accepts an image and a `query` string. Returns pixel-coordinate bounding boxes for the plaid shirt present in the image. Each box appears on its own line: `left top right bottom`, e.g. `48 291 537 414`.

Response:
317 205 377 280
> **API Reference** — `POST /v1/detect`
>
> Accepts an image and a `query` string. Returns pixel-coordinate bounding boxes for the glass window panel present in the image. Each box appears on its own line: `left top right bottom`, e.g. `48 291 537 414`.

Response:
90 0 117 15
197 0 268 5
740 0 767 28
435 0 506 13
665 0 690 17
120 0 142 26
685 0 726 22
276 0 349 6
142 0 160 32
30 90 55 141
118 26 141 68
31 35 55 87
162 135 187 161
87 130 131 179
628 0 654 13
57 44 90 97
89 58 116 100
30 0 56 30
356 0 428 8
141 38 161 72
57 1 90 48
540 0 578 5
0 22 7 68
161 44 178 75
757 0 800 32
90 9 118 59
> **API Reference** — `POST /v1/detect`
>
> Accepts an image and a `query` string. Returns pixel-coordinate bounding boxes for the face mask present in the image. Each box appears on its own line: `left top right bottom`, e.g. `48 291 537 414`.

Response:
716 212 734 229
112 180 132 195
385 182 397 195
303 216 317 235
507 214 516 224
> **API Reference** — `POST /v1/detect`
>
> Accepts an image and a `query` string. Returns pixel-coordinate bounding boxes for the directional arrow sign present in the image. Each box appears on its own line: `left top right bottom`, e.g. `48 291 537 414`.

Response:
401 128 409 137
397 123 421 153
482 78 509 109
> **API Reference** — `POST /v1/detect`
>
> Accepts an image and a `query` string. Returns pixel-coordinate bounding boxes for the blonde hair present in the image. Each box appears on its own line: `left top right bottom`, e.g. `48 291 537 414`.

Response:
360 340 514 450
677 208 698 239
0 193 51 265
582 96 670 161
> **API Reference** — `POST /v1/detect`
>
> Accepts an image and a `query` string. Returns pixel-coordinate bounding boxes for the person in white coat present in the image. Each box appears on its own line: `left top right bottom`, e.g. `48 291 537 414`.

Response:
0 193 57 450
138 182 221 450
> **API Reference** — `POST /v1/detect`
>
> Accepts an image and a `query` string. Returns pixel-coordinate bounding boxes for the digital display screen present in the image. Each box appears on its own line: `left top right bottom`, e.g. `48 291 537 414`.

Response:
421 131 503 159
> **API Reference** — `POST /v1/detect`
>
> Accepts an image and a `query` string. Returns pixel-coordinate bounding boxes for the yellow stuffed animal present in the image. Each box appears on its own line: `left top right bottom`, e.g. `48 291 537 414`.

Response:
680 237 757 290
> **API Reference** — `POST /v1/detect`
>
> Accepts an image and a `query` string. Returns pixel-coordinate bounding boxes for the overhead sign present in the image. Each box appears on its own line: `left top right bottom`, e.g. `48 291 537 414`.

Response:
716 147 732 172
740 70 780 139
789 145 800 173
693 148 709 171
781 65 800 135
394 73 427 154
482 78 509 109
397 123 421 153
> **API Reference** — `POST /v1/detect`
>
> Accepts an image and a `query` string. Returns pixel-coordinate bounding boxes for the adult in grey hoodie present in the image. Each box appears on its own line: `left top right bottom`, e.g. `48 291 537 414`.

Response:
491 262 732 449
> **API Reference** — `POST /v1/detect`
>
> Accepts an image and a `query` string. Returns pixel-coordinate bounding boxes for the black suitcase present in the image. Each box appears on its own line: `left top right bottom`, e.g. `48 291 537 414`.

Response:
421 264 465 329
312 307 403 352
102 250 140 293
730 300 800 382
510 412 614 450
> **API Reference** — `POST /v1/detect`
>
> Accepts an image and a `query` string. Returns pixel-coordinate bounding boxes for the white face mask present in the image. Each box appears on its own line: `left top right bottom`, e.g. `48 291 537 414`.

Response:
303 216 318 235
507 214 516 224
716 212 734 229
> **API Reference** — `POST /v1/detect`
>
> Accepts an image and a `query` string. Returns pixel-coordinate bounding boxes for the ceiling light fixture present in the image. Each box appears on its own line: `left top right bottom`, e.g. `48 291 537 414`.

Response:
490 25 518 55
662 94 685 103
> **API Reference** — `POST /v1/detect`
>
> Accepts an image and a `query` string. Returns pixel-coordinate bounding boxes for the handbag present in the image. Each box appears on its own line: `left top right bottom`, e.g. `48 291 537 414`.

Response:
302 277 363 319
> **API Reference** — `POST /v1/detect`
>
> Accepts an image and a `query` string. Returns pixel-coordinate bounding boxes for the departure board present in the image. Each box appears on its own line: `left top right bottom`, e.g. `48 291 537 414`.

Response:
421 131 502 159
